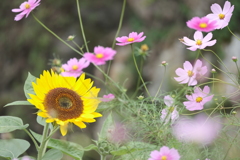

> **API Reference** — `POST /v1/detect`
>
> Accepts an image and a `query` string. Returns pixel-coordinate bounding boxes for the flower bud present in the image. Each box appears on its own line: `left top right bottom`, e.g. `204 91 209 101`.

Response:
232 56 238 62
161 61 168 66
211 68 216 73
67 35 75 41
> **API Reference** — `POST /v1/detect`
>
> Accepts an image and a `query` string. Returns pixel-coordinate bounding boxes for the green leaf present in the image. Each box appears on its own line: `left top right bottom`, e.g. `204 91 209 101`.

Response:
30 130 84 160
42 149 63 160
0 139 30 159
0 116 29 133
4 101 32 107
99 113 114 141
120 141 157 159
84 144 98 152
24 72 37 99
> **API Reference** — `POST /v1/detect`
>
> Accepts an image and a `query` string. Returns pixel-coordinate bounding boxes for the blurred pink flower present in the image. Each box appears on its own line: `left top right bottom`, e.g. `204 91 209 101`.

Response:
148 146 180 160
182 31 216 51
107 122 129 144
197 159 210 160
183 86 213 111
100 93 115 102
174 59 208 86
12 0 41 21
116 32 146 46
84 46 116 65
207 1 234 29
12 156 34 160
186 17 217 32
61 57 90 78
172 114 222 145
161 95 179 125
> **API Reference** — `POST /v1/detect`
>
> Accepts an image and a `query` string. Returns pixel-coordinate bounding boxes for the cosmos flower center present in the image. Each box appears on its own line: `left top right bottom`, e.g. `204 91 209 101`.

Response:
187 70 194 77
43 87 83 121
127 38 135 42
219 13 225 19
161 156 167 160
196 97 203 103
25 3 30 9
199 23 207 28
96 53 104 58
72 65 78 70
196 40 202 45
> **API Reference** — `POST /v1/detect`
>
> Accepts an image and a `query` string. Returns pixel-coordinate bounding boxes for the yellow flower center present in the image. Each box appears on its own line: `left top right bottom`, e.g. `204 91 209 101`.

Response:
127 38 135 42
219 13 225 19
96 53 104 58
25 3 30 9
196 40 202 45
161 156 167 160
196 97 203 103
199 23 207 28
72 65 78 70
188 70 194 77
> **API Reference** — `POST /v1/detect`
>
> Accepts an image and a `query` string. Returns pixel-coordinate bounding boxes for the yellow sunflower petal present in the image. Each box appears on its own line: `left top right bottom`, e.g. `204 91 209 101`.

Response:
73 121 86 129
81 117 96 123
60 122 69 136
37 112 49 118
92 112 102 117
46 118 55 123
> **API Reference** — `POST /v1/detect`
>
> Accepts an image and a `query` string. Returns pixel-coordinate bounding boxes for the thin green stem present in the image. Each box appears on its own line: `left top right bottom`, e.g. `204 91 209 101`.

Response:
37 123 50 160
32 14 82 56
76 0 89 52
227 26 240 41
234 62 240 84
132 57 144 98
24 129 39 151
153 66 166 101
72 40 84 54
223 128 240 160
111 0 126 49
131 44 151 97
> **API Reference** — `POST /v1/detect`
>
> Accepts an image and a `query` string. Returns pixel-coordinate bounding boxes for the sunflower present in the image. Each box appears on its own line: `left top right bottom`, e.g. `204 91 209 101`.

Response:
27 70 102 136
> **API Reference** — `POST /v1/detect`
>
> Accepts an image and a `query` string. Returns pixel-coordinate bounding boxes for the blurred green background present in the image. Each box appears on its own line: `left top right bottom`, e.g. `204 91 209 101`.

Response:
1 0 240 159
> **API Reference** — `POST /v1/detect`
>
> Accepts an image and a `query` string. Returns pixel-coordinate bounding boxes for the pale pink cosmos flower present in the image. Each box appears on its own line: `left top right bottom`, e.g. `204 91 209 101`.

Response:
116 32 146 46
12 0 41 21
84 46 116 65
207 1 234 29
183 86 214 111
197 159 210 160
100 93 115 102
148 146 180 160
182 31 216 51
107 122 129 144
172 114 222 145
174 59 208 86
61 57 90 78
12 156 34 160
186 17 218 32
161 95 179 125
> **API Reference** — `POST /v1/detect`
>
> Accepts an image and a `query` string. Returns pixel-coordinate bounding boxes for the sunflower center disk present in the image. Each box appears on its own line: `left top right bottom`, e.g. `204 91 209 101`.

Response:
44 87 83 121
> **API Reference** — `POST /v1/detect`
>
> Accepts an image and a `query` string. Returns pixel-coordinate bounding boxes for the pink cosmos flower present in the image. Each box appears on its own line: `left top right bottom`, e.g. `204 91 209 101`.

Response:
172 114 222 145
12 0 41 21
107 122 129 144
197 159 210 160
100 93 115 102
83 46 116 65
174 59 208 86
182 31 216 51
186 17 218 32
183 86 214 111
206 1 234 29
12 156 34 160
148 146 180 160
161 95 179 125
61 57 90 78
116 32 146 46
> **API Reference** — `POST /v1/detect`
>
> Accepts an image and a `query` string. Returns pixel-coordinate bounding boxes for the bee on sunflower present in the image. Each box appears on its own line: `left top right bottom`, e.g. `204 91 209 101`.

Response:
28 70 102 136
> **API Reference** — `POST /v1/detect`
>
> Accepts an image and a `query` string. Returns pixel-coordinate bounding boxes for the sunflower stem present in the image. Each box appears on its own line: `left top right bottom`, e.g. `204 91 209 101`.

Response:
37 123 50 160
24 129 39 151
